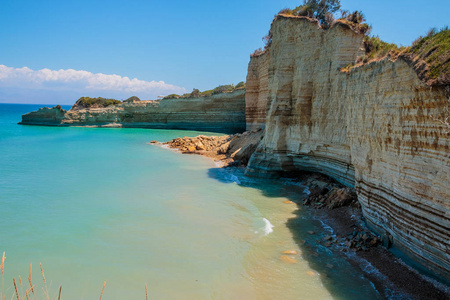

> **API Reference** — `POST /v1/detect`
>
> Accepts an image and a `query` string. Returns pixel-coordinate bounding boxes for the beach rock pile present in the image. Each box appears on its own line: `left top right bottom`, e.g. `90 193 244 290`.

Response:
165 135 230 153
304 185 359 209
343 228 382 251
317 229 382 252
162 129 264 166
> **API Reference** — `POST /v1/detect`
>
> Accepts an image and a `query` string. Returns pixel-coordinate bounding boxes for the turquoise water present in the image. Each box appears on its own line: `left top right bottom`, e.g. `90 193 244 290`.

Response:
0 104 383 299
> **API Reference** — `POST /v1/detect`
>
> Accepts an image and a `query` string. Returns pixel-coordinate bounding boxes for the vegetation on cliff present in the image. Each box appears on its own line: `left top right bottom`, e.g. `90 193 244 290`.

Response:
342 26 450 86
73 97 122 109
280 0 341 28
123 96 141 103
253 1 370 57
407 27 450 85
163 82 245 100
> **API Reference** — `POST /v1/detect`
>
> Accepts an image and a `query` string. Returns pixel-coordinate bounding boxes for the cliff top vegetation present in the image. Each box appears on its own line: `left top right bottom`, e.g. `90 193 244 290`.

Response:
163 82 245 100
73 97 122 109
123 96 141 103
252 0 370 57
342 26 449 86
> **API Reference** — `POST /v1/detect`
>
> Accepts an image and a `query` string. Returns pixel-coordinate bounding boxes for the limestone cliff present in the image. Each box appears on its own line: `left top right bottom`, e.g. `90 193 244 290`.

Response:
245 15 450 282
20 106 67 125
20 90 246 133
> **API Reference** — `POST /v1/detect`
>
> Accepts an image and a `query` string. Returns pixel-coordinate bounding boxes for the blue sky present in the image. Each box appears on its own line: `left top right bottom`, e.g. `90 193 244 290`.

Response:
0 0 449 104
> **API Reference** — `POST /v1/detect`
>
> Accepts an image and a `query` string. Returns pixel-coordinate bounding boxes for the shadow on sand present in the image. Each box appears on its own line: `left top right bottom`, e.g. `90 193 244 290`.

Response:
207 166 384 300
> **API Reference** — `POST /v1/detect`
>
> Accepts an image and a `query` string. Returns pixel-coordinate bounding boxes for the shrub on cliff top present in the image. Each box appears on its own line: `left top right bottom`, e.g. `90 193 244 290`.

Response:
74 97 122 109
166 83 245 99
235 81 245 89
123 96 141 102
275 1 371 35
281 0 341 28
336 10 371 34
163 94 180 99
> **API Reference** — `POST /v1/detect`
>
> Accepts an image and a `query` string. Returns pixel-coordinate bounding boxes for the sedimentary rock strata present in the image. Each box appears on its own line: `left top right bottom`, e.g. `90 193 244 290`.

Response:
245 15 450 282
20 90 246 133
20 105 67 126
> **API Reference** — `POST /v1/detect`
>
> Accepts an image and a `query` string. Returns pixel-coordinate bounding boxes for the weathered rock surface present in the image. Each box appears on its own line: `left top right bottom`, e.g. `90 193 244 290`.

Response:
162 129 264 166
20 105 67 125
20 90 246 134
245 15 450 282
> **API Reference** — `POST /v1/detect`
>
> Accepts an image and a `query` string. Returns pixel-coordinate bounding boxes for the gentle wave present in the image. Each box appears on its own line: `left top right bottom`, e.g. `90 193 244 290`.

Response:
263 218 274 235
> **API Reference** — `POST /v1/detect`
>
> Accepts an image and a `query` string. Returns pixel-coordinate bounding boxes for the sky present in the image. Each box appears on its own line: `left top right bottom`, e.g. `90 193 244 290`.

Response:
0 0 449 104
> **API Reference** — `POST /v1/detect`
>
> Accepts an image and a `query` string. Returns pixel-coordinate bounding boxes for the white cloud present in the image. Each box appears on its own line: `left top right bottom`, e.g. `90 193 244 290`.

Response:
0 65 186 104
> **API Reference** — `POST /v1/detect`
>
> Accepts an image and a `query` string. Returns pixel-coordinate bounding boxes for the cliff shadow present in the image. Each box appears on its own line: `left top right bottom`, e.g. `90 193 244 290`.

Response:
207 167 383 300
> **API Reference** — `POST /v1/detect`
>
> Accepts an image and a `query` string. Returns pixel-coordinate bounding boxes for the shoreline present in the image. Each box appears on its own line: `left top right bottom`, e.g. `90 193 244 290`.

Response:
156 134 450 299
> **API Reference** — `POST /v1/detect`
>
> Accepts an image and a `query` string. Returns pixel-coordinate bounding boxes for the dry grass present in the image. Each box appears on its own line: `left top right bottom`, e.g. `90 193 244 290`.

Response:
13 278 19 300
0 253 150 299
1 252 5 275
39 263 49 300
1 252 5 300
99 280 106 300
27 264 33 296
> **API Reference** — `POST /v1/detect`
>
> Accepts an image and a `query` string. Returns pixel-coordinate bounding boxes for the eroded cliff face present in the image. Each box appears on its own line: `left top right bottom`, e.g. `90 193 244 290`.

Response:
20 106 67 125
245 15 450 281
20 90 246 133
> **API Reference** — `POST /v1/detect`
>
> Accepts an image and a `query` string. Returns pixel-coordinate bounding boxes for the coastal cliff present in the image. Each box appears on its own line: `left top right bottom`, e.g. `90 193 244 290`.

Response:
20 89 246 133
245 15 450 282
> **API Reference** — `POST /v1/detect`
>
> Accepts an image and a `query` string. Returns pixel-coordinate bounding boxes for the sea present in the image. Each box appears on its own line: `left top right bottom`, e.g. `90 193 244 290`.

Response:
0 103 384 299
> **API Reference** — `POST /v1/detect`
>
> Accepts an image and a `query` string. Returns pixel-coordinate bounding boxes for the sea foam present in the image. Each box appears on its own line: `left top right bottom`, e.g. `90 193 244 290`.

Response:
263 218 274 235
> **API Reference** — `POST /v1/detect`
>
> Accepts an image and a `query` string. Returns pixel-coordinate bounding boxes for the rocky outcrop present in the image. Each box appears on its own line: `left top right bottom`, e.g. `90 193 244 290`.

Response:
161 129 264 166
20 90 246 133
245 15 450 282
20 105 67 125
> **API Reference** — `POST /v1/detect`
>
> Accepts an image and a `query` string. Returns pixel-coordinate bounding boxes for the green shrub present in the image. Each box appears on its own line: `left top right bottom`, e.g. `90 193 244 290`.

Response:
190 88 200 98
291 0 341 27
336 10 371 34
199 90 214 97
176 83 245 99
163 94 180 99
123 96 141 102
235 81 245 89
74 97 122 108
212 85 234 95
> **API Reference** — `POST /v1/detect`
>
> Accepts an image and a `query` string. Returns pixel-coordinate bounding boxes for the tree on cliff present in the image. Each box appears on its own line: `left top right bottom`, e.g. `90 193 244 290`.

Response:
291 0 341 26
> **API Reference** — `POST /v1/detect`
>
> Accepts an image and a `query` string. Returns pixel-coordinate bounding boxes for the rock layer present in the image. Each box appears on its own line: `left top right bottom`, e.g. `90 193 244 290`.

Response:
20 90 246 134
20 106 67 125
245 15 450 282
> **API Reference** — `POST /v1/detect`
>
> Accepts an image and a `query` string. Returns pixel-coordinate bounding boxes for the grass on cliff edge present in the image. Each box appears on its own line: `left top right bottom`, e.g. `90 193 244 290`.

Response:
342 26 450 86
163 82 245 100
409 27 450 85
